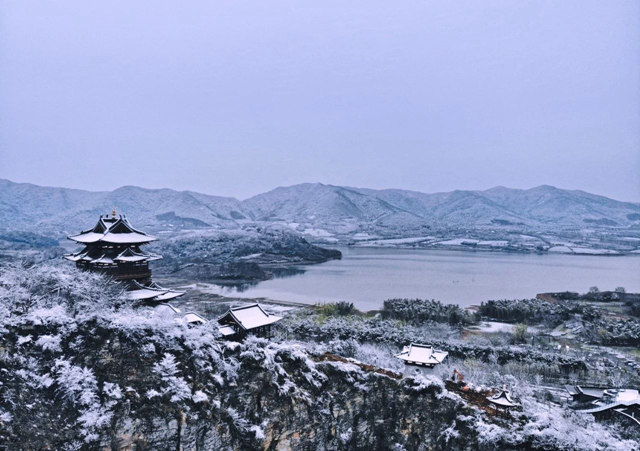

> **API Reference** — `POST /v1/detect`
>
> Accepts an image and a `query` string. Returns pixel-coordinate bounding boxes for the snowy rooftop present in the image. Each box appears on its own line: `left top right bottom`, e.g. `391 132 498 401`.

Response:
487 389 518 408
218 304 282 330
218 325 236 336
395 344 448 366
127 281 185 302
605 389 640 406
68 215 156 245
64 247 161 265
576 389 640 414
184 312 207 325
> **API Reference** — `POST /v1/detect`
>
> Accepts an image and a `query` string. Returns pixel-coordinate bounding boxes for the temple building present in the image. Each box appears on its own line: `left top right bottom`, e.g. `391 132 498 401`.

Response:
217 304 282 339
567 387 640 425
395 343 448 367
64 210 184 303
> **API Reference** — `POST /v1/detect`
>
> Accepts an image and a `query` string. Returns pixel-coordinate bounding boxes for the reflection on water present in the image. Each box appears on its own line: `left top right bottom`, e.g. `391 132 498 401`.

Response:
269 266 307 279
207 247 640 310
212 266 307 293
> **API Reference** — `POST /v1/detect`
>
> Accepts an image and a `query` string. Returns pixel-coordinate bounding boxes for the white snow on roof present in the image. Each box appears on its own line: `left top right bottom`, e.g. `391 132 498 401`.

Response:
127 287 165 301
68 232 106 243
184 313 207 325
153 291 184 301
609 389 640 406
218 325 236 336
127 281 185 301
395 344 448 366
221 304 282 330
93 255 114 264
63 252 87 262
100 232 156 244
487 390 518 408
68 216 156 244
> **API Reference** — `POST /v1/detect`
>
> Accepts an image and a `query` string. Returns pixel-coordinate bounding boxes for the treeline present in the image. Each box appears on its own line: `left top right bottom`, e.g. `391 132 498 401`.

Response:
478 299 574 326
382 298 479 326
478 298 640 346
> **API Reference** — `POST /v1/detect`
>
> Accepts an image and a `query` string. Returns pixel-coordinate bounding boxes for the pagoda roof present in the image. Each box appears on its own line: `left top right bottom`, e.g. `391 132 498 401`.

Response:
68 215 156 245
395 344 448 366
114 247 161 262
217 304 282 330
64 246 161 265
126 281 185 302
487 389 518 408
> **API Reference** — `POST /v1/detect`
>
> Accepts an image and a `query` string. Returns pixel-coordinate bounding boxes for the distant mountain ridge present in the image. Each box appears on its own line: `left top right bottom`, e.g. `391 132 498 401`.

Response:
1 179 639 237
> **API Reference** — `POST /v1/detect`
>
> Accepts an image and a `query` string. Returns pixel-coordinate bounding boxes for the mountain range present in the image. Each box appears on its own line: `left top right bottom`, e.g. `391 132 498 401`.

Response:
1 179 639 239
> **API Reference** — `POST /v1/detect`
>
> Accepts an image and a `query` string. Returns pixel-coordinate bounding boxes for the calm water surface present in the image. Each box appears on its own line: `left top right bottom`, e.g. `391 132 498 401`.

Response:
210 247 640 310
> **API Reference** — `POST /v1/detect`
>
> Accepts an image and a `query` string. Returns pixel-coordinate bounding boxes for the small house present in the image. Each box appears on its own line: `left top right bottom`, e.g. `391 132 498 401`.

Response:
576 389 640 423
395 344 448 367
217 304 282 339
564 385 604 403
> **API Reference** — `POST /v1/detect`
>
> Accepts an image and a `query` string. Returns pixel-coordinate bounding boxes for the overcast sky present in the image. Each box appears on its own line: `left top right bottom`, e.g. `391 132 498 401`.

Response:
1 1 638 201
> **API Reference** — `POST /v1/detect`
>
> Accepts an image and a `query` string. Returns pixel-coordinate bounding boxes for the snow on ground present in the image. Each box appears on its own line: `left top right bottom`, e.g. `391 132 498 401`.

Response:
437 238 479 246
569 247 619 255
317 237 339 243
477 240 509 247
358 236 435 246
472 321 539 334
239 253 263 259
303 228 333 237
352 232 378 241
548 246 619 255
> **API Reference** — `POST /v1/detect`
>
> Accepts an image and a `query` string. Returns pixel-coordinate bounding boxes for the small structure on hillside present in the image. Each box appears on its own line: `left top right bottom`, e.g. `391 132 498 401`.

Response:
487 386 518 410
565 385 604 403
570 388 640 425
217 304 282 339
395 344 448 367
64 210 184 303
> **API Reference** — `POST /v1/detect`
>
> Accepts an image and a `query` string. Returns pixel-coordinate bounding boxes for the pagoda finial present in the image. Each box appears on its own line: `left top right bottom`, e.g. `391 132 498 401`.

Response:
112 207 117 218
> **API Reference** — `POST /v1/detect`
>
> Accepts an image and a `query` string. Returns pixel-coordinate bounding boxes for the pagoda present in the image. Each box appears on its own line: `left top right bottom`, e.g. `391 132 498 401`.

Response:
64 209 184 302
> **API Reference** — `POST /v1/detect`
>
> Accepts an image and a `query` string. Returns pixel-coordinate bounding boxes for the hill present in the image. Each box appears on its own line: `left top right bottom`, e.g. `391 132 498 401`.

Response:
1 179 639 253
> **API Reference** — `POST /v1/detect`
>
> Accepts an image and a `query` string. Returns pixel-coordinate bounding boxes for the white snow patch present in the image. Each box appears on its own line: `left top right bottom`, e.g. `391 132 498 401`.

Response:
303 228 333 237
437 238 479 246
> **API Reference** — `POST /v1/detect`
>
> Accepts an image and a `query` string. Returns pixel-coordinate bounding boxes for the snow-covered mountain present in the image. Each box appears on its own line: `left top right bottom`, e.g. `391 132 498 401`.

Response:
0 179 249 234
1 179 639 238
246 182 640 229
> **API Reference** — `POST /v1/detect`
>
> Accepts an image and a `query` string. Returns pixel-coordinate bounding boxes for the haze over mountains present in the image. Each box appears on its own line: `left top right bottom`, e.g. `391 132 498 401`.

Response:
1 179 639 235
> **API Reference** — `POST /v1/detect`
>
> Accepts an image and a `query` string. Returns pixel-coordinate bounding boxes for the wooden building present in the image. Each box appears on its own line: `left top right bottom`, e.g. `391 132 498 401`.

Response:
217 304 282 339
64 210 183 303
395 343 448 367
571 388 640 425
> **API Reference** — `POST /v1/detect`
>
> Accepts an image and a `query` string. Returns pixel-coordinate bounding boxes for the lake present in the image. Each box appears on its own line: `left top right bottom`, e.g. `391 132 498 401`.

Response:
207 247 640 310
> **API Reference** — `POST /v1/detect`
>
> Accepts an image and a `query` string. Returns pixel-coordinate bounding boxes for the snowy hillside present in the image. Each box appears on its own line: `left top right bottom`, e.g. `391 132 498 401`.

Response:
1 180 639 252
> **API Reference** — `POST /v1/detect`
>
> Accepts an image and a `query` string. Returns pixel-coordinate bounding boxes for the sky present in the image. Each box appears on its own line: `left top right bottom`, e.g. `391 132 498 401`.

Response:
0 1 639 201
